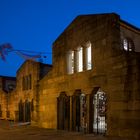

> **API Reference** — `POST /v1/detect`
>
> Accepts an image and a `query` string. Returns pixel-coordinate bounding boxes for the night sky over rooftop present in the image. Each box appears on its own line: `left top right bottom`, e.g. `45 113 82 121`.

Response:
0 0 140 77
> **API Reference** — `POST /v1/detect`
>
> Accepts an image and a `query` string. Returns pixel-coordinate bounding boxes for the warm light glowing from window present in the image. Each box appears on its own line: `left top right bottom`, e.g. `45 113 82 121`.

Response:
67 51 74 74
123 38 134 52
77 47 83 72
123 39 128 51
86 42 92 70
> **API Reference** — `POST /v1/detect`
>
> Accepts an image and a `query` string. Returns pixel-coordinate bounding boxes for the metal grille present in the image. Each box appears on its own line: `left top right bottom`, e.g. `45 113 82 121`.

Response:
93 90 107 135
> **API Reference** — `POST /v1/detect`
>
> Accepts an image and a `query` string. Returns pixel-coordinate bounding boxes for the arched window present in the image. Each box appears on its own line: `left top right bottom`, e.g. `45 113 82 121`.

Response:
77 47 83 72
67 50 74 74
86 41 92 70
123 38 135 52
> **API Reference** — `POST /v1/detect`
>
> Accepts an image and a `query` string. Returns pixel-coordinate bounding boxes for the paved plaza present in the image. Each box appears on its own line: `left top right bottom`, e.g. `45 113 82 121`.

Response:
0 120 135 140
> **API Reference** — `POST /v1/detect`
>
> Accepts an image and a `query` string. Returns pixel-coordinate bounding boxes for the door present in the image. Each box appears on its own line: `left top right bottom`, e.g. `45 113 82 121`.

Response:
89 87 107 135
57 92 70 130
72 90 81 131
24 100 31 122
18 100 24 122
93 89 107 135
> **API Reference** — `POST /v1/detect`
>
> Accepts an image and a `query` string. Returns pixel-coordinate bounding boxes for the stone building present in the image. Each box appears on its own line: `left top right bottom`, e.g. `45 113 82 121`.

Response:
11 60 52 123
0 13 140 139
0 61 52 123
0 75 16 119
37 13 140 139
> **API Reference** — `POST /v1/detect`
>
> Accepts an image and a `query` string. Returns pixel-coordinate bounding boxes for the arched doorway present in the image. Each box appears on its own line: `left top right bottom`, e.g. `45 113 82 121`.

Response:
89 87 107 135
24 100 31 122
18 100 24 122
57 92 70 130
72 90 86 132
72 90 81 131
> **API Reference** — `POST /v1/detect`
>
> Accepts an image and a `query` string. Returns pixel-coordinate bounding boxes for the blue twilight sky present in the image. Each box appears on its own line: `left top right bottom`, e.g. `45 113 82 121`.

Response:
0 0 140 77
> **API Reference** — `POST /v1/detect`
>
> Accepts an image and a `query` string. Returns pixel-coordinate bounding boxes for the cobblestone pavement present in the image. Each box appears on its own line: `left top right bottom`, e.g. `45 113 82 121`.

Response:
0 120 135 140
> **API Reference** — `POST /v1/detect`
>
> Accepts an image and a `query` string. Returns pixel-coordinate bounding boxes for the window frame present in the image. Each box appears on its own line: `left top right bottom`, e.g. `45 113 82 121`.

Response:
77 46 83 72
86 42 92 70
67 50 74 74
123 38 135 52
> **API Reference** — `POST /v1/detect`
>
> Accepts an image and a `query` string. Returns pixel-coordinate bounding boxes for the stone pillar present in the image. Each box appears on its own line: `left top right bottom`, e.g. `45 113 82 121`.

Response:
32 82 40 125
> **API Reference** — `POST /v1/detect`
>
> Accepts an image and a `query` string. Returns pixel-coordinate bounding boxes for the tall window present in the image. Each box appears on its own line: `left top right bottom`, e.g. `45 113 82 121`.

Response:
22 77 25 90
123 38 134 52
67 51 74 74
29 74 32 89
22 74 32 90
67 41 92 74
123 39 128 51
77 47 83 72
86 42 92 70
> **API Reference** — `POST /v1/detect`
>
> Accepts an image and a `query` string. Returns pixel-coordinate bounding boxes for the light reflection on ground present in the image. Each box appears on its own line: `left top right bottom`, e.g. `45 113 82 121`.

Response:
0 120 133 140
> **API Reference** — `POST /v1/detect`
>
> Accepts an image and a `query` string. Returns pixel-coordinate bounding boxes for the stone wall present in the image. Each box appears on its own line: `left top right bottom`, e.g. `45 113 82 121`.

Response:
38 13 140 139
0 88 7 119
38 13 117 128
0 76 16 120
107 53 140 138
0 13 140 139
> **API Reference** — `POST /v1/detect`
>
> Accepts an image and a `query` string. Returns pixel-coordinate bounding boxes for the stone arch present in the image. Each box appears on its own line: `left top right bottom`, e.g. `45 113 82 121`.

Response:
72 89 81 131
89 87 107 135
24 99 31 122
57 92 70 130
18 99 24 122
72 89 86 132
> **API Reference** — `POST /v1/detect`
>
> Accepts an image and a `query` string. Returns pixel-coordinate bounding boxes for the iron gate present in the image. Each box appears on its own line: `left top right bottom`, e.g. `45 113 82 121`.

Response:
93 90 107 135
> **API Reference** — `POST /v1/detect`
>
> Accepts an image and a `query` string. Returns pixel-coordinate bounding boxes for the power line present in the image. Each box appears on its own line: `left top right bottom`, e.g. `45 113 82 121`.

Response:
9 49 52 54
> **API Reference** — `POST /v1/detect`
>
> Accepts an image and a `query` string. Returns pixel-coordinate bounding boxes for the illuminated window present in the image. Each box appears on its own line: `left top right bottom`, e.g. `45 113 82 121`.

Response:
123 39 128 51
67 51 74 74
77 47 83 72
86 42 92 70
123 38 134 52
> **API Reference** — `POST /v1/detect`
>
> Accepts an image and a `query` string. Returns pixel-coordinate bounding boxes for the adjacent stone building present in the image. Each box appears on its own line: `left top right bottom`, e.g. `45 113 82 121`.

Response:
0 61 52 123
0 13 140 139
15 60 52 123
0 75 16 119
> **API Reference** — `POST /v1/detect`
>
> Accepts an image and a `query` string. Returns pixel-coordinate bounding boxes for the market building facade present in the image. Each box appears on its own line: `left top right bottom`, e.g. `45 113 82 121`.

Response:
0 13 140 139
38 13 140 138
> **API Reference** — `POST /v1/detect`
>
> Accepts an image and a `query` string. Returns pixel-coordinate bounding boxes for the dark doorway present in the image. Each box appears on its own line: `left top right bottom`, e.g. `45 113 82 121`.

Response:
57 92 70 130
18 100 24 122
72 90 81 132
24 100 31 122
